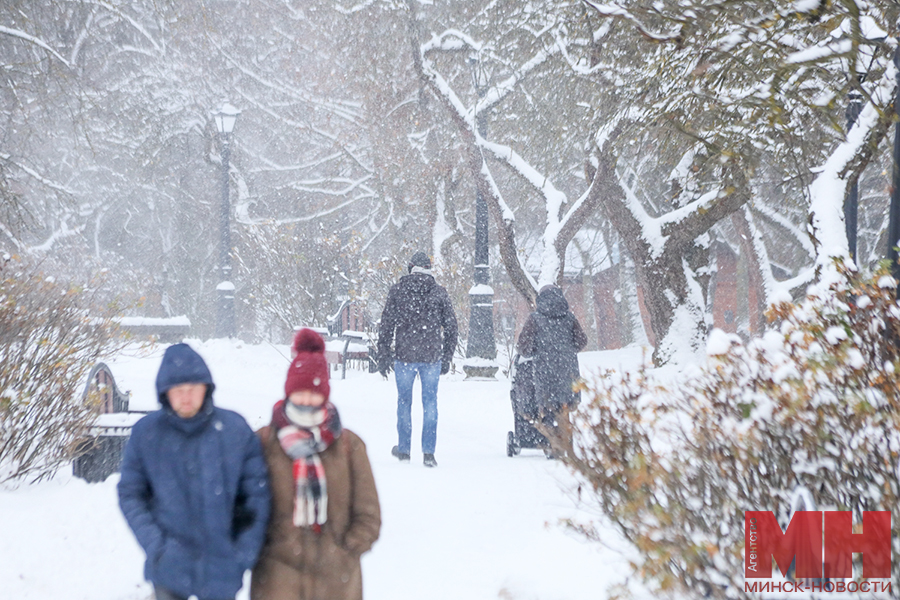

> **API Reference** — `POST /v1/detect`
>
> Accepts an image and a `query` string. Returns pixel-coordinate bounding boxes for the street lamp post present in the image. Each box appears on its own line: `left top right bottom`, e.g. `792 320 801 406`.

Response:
212 102 240 338
888 46 900 294
844 85 862 262
463 57 498 379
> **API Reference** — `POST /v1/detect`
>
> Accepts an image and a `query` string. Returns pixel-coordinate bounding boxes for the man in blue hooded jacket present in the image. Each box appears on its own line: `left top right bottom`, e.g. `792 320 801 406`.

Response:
118 343 271 600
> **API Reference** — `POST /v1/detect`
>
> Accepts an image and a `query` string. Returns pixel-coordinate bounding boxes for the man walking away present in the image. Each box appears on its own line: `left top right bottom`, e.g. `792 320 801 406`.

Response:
118 343 271 600
377 251 458 467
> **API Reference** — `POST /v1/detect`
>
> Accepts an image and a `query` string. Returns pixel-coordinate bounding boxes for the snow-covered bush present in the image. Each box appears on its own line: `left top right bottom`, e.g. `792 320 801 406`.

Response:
564 264 900 599
0 257 123 486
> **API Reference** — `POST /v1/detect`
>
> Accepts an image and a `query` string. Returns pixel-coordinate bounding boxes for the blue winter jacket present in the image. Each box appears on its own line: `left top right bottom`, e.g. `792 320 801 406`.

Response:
118 344 271 600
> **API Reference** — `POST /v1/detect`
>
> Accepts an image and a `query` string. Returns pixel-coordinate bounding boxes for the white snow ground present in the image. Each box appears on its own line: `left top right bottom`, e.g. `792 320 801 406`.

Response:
0 340 650 600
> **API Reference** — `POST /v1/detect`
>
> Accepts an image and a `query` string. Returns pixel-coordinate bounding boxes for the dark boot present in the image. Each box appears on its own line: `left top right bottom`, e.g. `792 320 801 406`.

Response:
423 453 437 468
391 445 410 462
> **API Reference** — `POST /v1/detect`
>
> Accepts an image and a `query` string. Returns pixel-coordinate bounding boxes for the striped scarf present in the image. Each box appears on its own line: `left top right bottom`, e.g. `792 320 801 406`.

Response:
271 399 342 529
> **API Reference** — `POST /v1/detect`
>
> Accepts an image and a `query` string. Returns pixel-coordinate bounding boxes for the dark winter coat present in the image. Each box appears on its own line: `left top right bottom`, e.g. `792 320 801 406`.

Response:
377 272 458 365
250 428 381 600
118 344 271 600
516 287 588 410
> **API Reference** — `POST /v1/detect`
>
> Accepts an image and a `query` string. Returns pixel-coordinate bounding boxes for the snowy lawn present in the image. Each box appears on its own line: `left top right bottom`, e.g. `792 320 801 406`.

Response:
0 341 649 600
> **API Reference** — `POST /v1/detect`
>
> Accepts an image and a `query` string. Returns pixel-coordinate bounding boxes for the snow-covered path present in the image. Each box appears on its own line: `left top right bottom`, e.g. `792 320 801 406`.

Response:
0 341 646 600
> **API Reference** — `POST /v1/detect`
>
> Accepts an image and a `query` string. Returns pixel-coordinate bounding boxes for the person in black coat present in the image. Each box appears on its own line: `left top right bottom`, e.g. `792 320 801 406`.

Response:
377 251 458 467
516 285 587 454
118 343 271 600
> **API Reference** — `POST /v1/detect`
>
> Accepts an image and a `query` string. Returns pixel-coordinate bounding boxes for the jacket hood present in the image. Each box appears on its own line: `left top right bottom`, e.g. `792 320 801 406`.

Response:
155 343 216 409
399 272 436 295
536 286 570 318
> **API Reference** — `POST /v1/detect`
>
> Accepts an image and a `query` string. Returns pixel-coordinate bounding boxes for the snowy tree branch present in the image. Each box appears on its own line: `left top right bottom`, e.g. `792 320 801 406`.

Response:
580 1 682 43
0 26 71 67
808 51 897 282
83 1 163 55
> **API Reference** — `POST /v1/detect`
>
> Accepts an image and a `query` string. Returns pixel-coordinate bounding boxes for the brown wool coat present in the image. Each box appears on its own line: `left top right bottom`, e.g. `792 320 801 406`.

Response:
250 427 381 600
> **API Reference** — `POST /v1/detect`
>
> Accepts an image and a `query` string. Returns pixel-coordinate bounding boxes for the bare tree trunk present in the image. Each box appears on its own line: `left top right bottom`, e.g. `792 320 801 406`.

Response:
621 251 648 347
731 209 768 335
596 146 752 364
573 237 599 350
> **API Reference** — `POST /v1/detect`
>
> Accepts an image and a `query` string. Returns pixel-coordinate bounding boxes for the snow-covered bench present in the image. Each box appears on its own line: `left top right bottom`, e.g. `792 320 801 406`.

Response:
72 363 146 483
118 315 191 343
324 331 375 379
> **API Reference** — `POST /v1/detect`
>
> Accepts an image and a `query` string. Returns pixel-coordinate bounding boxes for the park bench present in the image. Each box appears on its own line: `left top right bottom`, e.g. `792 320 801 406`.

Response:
72 363 145 483
118 315 191 343
323 330 375 379
321 300 377 378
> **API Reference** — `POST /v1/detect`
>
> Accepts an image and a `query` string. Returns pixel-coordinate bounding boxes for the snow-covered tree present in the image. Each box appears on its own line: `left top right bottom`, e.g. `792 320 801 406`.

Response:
3 0 898 352
410 0 898 363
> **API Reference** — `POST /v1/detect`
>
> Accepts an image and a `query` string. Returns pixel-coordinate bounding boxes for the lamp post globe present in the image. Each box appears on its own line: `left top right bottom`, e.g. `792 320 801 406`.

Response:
212 102 241 338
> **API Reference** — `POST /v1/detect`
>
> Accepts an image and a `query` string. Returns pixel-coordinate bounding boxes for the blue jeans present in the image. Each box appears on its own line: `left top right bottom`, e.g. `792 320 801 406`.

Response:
394 361 441 454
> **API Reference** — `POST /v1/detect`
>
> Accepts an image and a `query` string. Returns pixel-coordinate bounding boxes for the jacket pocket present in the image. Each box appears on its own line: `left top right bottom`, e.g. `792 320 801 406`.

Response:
207 547 245 594
154 537 192 593
321 533 358 588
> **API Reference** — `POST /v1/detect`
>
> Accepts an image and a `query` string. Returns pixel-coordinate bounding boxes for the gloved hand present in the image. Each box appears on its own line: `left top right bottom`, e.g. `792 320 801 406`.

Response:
441 360 451 375
378 362 392 379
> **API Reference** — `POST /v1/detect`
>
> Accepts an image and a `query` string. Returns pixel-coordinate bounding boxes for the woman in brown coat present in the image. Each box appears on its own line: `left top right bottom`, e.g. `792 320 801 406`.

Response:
251 329 381 600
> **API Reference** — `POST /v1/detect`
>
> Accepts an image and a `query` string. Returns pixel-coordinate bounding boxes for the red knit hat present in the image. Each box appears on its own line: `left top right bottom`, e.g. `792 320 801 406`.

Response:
284 329 330 400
